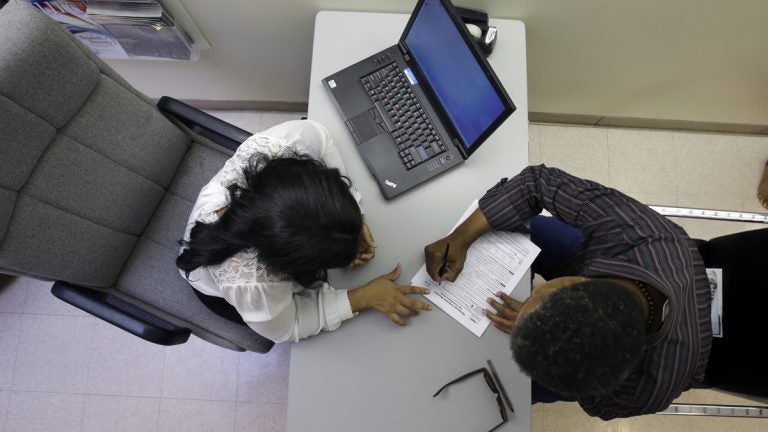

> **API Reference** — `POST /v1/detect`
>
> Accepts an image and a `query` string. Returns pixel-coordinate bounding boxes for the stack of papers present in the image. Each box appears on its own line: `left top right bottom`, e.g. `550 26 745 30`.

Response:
31 1 130 59
411 201 541 337
35 0 194 60
86 0 162 18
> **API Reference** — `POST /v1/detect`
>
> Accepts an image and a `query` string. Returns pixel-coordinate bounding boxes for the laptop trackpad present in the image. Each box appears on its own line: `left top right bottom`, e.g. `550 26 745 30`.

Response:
346 109 385 144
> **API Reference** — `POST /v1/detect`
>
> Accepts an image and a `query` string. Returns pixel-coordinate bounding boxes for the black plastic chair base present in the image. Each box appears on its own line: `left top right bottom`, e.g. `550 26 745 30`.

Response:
51 281 191 346
157 96 252 151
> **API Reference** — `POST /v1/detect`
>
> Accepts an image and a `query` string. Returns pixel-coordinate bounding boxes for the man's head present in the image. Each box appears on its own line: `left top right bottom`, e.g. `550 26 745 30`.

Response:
511 277 646 397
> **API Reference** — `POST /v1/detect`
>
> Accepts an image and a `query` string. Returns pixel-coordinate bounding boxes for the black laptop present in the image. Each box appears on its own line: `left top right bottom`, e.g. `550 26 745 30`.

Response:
323 0 515 200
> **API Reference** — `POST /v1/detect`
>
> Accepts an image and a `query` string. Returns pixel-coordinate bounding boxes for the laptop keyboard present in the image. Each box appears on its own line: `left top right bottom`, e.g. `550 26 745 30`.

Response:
361 63 447 170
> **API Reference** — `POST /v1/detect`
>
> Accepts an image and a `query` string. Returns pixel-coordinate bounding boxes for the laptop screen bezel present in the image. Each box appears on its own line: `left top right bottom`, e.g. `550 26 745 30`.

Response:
398 0 516 158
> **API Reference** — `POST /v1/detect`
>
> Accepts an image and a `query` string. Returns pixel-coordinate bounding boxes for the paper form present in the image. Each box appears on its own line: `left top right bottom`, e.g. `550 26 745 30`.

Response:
410 200 541 337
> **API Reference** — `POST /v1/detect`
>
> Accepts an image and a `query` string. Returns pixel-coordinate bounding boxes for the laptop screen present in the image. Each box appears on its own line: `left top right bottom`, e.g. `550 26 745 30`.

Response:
403 0 509 152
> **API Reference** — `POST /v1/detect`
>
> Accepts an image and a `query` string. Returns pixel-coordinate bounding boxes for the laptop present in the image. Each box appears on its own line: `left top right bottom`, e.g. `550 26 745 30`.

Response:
323 0 515 200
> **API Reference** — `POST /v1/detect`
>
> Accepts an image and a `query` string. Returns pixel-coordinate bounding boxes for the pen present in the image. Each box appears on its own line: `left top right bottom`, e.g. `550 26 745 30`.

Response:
438 243 450 284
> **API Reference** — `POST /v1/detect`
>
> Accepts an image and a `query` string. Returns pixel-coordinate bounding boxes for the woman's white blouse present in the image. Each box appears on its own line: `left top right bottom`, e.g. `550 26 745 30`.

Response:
180 120 360 343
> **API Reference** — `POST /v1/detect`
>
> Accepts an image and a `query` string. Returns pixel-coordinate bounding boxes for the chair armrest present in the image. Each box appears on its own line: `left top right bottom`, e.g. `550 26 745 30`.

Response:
649 205 768 224
51 281 191 346
157 96 252 151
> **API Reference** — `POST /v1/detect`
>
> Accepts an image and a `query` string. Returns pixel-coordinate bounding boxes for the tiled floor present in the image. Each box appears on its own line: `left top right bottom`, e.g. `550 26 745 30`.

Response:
0 113 766 431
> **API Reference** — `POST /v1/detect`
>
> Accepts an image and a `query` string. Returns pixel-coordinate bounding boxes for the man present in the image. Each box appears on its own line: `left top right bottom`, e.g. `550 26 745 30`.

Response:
424 165 711 419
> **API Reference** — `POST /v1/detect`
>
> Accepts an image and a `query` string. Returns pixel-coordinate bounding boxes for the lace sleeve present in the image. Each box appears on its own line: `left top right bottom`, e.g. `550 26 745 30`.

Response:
210 250 298 323
210 249 291 287
216 120 363 212
218 134 296 190
211 249 354 342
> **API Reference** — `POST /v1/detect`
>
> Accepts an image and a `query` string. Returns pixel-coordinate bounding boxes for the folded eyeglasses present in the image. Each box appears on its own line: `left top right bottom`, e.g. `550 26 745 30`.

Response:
433 359 514 432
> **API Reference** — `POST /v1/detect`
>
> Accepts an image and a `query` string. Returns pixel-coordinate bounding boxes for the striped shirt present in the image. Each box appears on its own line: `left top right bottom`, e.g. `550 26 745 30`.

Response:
478 165 712 420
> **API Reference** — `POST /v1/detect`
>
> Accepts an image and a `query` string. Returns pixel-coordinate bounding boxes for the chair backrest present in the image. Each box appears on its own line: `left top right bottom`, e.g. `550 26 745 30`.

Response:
0 2 190 286
0 4 275 353
655 215 768 415
661 227 768 417
696 227 768 399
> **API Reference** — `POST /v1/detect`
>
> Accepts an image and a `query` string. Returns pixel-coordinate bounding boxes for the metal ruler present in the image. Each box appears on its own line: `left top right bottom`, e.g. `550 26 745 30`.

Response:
650 205 768 224
659 403 768 418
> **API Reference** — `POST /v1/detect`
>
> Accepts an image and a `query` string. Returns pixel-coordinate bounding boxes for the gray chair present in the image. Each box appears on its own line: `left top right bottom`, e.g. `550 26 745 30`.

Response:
0 2 273 353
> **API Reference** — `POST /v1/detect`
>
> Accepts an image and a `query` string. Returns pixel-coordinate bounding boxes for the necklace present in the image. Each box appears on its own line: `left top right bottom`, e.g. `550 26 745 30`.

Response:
634 280 655 329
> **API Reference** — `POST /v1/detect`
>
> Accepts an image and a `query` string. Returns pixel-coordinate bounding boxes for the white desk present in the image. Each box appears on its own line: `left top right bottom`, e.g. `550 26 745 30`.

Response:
288 11 530 432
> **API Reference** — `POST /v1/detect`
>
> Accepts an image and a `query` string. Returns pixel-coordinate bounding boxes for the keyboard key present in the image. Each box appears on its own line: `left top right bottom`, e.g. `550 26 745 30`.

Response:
360 62 446 170
409 147 421 163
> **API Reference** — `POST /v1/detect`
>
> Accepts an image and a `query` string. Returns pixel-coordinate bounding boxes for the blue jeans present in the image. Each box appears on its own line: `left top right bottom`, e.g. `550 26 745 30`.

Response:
528 215 584 403
530 215 584 281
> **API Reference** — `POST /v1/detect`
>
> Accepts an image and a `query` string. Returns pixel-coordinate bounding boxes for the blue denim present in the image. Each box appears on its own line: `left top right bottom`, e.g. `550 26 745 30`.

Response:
530 215 584 281
528 215 584 404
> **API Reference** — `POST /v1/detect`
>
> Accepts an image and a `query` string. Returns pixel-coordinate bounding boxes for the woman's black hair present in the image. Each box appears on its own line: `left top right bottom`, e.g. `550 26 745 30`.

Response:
176 153 363 287
510 279 646 397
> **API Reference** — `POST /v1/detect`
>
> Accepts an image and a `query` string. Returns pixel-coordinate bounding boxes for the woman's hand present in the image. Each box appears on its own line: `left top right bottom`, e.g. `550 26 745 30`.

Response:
351 223 376 266
485 291 524 334
348 264 432 325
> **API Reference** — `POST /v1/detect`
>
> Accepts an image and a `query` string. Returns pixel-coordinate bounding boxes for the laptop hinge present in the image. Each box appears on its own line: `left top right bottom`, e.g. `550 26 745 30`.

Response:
398 42 410 61
454 137 469 159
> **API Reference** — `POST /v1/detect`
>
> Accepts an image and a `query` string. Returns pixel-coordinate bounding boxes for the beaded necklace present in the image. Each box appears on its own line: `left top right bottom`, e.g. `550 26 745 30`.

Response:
634 280 655 329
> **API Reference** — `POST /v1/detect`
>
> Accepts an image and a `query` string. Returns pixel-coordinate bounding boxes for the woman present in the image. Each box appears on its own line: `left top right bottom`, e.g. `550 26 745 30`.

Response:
177 120 431 343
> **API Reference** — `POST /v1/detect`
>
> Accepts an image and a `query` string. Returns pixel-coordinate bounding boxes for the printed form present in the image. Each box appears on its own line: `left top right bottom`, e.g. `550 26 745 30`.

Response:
411 200 541 337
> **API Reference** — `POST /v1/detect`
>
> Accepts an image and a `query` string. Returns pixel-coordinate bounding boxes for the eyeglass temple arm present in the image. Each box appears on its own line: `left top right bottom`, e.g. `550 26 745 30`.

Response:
486 360 514 413
432 368 487 397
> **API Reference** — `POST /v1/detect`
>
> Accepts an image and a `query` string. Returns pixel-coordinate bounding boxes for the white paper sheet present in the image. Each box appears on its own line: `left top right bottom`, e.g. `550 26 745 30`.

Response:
411 200 541 337
706 268 723 337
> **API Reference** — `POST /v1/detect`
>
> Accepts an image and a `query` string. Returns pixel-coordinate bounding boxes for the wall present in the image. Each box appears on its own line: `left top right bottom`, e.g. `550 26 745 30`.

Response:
106 0 768 126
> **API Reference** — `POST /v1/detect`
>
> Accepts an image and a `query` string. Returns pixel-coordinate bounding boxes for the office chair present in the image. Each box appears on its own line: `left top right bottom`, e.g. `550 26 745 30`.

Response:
0 2 273 353
650 207 768 418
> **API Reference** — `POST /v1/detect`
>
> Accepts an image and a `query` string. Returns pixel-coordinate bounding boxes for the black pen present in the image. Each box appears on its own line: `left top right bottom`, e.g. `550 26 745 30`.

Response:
438 243 450 285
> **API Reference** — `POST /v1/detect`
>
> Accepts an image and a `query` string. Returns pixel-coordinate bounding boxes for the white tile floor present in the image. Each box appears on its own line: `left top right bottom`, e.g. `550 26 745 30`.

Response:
0 275 293 432
0 113 766 432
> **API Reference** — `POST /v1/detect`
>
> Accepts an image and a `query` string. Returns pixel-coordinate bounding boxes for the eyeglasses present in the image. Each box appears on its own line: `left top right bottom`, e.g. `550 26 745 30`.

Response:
433 359 514 432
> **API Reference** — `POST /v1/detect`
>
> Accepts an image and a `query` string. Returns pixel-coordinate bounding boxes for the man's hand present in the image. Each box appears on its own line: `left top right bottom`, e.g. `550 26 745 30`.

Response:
351 223 376 266
485 291 524 334
424 236 468 283
423 208 492 283
348 264 432 325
